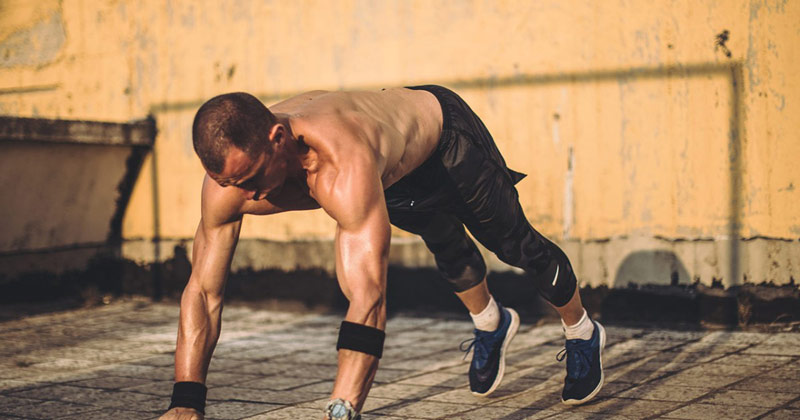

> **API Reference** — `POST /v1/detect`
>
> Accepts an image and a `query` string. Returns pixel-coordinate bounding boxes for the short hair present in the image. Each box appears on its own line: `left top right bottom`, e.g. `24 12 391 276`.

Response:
192 92 277 174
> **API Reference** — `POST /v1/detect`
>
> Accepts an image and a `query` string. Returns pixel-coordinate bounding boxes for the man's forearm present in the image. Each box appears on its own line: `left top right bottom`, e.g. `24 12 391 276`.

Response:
174 285 223 383
329 296 386 413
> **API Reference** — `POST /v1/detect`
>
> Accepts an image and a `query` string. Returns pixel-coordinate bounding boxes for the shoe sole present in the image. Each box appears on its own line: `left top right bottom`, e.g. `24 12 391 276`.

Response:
471 308 520 397
561 321 606 406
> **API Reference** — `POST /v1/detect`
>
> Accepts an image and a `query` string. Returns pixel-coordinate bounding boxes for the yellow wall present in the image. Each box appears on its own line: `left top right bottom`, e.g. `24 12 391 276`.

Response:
1 1 798 284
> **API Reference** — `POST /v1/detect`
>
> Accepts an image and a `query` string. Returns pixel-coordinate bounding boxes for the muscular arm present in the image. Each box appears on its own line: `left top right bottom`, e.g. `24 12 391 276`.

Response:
316 150 391 413
162 177 243 419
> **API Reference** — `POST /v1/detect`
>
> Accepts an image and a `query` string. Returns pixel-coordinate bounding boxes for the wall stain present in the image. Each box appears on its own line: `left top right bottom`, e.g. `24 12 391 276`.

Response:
0 11 65 68
715 29 732 58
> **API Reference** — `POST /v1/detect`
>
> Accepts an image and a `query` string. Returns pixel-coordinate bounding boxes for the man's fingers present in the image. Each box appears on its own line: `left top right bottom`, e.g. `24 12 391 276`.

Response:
159 407 204 420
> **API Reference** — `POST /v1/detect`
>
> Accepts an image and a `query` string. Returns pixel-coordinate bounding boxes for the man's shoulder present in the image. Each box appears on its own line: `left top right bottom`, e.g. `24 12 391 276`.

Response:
200 174 247 225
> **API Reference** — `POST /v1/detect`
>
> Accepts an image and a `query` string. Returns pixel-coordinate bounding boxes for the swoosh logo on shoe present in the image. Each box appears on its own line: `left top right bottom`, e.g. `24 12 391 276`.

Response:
552 264 560 286
475 346 501 383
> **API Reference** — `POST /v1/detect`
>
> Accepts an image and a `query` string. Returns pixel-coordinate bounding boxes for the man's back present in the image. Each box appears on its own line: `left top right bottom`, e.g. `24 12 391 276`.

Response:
275 87 442 190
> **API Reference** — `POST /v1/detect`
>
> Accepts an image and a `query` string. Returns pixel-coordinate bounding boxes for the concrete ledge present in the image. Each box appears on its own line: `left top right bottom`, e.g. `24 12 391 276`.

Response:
120 235 800 288
2 237 798 327
0 115 156 146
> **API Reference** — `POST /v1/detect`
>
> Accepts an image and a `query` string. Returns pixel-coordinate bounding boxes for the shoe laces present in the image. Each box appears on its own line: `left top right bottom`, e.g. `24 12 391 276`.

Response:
556 338 593 380
460 329 493 367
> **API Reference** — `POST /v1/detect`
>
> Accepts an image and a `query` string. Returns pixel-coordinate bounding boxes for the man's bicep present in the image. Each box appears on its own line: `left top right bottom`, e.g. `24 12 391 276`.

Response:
330 165 391 297
190 178 244 295
189 217 241 295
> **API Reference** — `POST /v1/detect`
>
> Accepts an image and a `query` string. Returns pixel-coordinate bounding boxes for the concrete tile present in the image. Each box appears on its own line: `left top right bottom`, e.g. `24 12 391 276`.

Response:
711 353 793 367
62 390 162 409
698 360 775 376
373 368 416 383
606 368 666 384
236 374 329 391
361 396 400 412
373 400 475 418
225 361 293 376
204 401 280 419
545 411 638 419
760 408 800 420
570 397 682 417
368 383 453 400
490 387 565 409
66 376 155 390
394 372 468 388
119 379 174 397
240 406 320 419
452 406 555 419
742 345 800 356
96 364 174 380
208 386 326 404
423 388 491 404
0 394 42 408
2 301 797 420
0 379 42 392
661 402 771 419
286 379 334 394
56 409 160 420
762 363 800 380
8 383 102 401
0 400 98 419
205 371 264 387
648 372 743 388
615 383 712 401
133 354 176 367
730 377 800 392
699 389 797 408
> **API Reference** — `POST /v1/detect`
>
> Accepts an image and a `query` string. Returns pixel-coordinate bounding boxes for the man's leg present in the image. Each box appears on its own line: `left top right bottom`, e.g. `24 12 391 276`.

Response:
553 281 585 326
454 276 490 314
388 209 519 396
457 184 605 405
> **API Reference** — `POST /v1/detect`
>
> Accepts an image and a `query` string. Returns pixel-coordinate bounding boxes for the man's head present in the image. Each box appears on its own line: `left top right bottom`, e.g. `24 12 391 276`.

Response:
193 92 297 200
192 92 277 174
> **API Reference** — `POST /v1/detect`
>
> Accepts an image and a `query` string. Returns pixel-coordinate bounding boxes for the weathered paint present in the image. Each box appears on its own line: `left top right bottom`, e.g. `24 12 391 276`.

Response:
0 0 797 287
0 142 132 252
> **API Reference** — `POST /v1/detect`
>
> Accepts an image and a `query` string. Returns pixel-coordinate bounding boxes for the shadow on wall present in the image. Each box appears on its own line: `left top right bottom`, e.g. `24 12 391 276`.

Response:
598 250 717 324
614 250 691 288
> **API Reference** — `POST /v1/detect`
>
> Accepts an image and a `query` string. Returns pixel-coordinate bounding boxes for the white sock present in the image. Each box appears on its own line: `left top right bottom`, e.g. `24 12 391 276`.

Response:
562 309 594 340
470 296 500 332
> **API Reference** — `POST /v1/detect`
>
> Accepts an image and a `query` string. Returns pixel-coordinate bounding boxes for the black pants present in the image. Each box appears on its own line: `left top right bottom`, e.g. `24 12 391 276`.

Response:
383 85 576 307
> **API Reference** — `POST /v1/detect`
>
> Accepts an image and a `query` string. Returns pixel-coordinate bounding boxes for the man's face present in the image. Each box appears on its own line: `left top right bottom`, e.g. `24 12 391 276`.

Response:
209 145 287 201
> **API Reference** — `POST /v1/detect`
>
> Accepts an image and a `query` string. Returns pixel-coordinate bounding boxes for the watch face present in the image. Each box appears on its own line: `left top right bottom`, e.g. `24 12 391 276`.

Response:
331 403 348 418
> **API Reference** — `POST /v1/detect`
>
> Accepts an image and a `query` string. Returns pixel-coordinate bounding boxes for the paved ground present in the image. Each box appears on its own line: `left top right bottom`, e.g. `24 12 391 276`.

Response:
0 299 799 419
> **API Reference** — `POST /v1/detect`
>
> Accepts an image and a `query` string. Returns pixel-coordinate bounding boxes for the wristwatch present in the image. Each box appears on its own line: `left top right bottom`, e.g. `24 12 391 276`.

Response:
324 398 361 420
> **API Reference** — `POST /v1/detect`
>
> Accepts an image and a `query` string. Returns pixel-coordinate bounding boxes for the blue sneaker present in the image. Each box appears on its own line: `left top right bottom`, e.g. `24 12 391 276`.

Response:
557 320 606 405
460 304 520 396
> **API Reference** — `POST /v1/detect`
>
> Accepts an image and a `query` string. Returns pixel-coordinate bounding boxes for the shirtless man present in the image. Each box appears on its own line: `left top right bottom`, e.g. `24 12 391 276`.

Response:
159 85 605 420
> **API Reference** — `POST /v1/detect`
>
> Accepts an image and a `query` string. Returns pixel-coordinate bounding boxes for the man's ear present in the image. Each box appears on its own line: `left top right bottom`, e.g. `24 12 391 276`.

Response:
268 124 284 145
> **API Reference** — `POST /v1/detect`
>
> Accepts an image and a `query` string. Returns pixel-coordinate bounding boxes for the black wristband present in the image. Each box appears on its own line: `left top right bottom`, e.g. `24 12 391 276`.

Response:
336 321 386 358
168 381 207 414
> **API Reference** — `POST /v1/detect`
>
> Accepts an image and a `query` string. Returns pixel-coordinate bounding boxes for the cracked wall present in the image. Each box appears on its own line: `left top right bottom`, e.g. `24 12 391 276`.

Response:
0 0 797 287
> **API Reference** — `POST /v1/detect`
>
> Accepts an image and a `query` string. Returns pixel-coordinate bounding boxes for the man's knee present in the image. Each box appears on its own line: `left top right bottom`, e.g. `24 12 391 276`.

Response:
493 229 577 307
434 240 486 292
422 221 486 293
533 252 577 307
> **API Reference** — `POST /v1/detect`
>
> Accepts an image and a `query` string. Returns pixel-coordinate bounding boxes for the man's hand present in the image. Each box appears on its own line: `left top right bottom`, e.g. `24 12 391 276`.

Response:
159 407 204 420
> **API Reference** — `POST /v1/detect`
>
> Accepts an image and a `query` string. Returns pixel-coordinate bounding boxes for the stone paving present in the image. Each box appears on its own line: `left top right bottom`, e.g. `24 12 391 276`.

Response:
1 298 799 419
